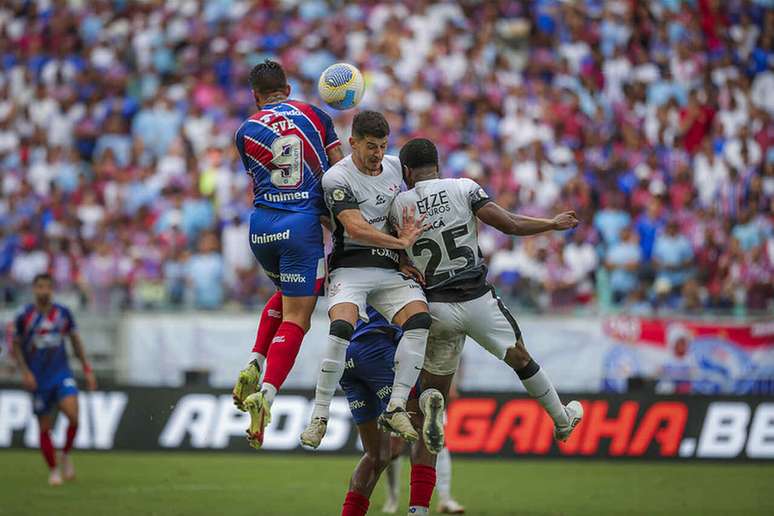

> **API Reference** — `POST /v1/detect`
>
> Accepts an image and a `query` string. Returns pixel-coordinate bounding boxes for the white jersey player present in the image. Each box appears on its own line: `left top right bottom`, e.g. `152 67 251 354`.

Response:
301 112 443 450
390 138 584 449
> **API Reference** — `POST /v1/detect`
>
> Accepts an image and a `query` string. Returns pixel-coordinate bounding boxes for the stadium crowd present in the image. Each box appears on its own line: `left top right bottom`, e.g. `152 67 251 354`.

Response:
0 0 772 314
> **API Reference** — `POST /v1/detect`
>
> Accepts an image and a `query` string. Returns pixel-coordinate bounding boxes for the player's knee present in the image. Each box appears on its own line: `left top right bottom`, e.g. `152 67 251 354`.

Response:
401 312 432 332
329 319 354 341
504 340 531 370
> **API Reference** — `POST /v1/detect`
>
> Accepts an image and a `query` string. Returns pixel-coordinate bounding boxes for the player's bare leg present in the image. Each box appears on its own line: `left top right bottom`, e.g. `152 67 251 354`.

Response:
233 291 283 411
341 420 399 516
377 301 431 443
57 394 79 481
38 414 61 486
246 294 317 449
381 443 404 514
503 338 583 441
302 302 359 448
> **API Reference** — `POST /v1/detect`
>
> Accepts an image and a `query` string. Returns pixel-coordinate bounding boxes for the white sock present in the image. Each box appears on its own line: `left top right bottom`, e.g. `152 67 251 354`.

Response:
310 335 349 420
260 383 277 407
248 352 266 371
388 328 428 411
385 456 402 502
435 447 452 502
407 507 428 515
518 361 569 427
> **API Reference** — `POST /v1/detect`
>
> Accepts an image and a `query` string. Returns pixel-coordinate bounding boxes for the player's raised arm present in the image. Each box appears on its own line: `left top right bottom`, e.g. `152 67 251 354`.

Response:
476 202 579 236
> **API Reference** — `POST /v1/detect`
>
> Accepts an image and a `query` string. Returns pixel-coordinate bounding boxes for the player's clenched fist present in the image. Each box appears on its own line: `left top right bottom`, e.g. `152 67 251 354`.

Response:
552 210 579 231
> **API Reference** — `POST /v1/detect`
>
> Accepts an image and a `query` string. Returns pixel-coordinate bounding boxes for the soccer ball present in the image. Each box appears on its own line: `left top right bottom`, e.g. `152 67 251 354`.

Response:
318 63 365 110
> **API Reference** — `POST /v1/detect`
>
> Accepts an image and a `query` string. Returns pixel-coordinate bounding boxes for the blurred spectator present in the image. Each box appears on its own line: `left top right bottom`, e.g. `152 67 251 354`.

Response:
186 232 224 310
653 220 695 291
605 227 642 304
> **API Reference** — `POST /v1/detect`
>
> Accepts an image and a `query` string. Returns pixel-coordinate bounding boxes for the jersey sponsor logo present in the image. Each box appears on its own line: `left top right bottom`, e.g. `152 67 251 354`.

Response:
280 272 307 283
344 357 355 370
263 191 310 203
416 190 450 216
429 219 446 229
371 248 399 263
375 385 392 400
349 399 367 410
366 215 387 225
251 230 291 245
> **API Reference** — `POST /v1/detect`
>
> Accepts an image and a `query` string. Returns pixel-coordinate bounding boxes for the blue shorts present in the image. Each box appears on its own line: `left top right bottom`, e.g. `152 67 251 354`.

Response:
339 331 419 425
249 206 325 297
33 377 78 416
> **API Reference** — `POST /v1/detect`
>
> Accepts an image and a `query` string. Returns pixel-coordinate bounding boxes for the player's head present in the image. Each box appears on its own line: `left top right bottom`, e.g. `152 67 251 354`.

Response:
32 273 53 305
399 138 439 187
349 110 389 174
249 59 290 107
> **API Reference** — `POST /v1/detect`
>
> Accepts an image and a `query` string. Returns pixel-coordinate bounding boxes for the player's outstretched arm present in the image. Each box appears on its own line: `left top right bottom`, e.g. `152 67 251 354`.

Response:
337 206 425 250
70 332 97 391
476 202 579 236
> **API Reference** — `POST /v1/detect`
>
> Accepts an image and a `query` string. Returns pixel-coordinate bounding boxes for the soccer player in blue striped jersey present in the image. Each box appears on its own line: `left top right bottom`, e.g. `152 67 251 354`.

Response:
231 59 344 449
12 273 97 486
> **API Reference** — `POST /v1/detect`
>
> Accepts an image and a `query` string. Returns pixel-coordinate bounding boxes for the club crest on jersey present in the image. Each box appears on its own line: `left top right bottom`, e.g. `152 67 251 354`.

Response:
375 194 386 205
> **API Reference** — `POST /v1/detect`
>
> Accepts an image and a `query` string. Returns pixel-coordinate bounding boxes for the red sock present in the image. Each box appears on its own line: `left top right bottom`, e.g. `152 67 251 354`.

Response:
39 430 56 469
409 464 436 509
262 321 305 390
252 292 283 357
63 423 78 454
341 490 370 516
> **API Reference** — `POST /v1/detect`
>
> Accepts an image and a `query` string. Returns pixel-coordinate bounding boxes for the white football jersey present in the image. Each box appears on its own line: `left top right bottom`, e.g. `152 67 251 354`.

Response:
322 154 403 270
390 177 492 302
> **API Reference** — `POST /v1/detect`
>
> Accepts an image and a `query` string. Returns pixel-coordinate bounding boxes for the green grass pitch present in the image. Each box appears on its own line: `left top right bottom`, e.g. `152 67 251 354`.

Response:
2 450 772 515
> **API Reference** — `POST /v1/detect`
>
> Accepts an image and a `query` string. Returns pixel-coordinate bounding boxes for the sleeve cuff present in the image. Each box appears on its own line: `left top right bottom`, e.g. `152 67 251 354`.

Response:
471 197 493 213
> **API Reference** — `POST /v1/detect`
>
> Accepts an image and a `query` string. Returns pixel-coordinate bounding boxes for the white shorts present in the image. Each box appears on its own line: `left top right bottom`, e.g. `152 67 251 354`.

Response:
327 267 427 323
423 288 521 376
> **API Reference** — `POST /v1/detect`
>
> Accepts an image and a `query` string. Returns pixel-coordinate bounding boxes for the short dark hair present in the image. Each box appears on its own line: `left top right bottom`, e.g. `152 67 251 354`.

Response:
399 138 438 170
33 273 53 285
249 59 287 94
351 111 390 139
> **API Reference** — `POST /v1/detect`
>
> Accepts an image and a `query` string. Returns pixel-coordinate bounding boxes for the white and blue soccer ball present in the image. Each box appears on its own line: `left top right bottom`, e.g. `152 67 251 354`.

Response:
318 63 365 110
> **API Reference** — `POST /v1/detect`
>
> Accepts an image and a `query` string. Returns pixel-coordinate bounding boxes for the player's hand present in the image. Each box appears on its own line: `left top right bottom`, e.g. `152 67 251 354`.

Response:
22 370 36 392
552 211 579 231
396 206 427 249
400 263 425 286
85 371 97 391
